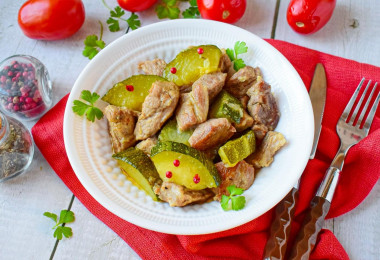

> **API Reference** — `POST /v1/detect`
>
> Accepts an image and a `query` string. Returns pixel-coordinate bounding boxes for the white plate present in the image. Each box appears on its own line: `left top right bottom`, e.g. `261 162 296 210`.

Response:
63 19 314 235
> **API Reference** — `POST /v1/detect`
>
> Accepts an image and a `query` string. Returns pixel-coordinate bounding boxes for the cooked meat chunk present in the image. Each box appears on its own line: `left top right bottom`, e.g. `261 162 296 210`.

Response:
176 83 209 131
247 131 286 168
213 160 255 201
154 181 214 207
193 72 226 101
247 79 280 139
233 110 254 132
219 50 235 79
225 66 262 98
138 59 167 76
135 81 179 140
104 105 137 153
135 137 158 156
189 118 236 150
240 95 249 109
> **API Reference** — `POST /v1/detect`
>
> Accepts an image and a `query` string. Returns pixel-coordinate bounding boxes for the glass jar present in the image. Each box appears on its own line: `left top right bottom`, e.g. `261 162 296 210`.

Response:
0 55 52 121
0 112 34 182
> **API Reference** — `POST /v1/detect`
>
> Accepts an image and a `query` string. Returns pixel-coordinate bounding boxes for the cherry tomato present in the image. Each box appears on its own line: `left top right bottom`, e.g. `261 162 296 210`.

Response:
197 0 246 24
18 0 85 41
117 0 158 12
287 0 337 34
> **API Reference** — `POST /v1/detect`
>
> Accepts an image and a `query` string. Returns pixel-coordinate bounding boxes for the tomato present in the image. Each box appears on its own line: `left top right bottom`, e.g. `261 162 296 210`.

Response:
197 0 246 24
117 0 158 12
287 0 337 34
18 0 85 41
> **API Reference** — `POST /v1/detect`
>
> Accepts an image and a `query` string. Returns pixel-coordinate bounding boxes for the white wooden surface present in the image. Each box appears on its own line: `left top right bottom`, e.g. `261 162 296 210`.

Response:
0 0 379 259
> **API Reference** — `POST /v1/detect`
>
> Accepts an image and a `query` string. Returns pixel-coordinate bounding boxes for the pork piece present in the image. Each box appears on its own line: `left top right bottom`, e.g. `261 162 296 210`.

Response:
247 79 280 140
189 118 236 150
225 66 262 98
154 181 214 207
176 84 209 131
219 50 235 79
193 72 227 101
138 59 167 77
247 131 286 168
104 105 137 153
134 81 179 140
135 137 158 156
213 160 255 201
240 95 249 109
233 110 254 132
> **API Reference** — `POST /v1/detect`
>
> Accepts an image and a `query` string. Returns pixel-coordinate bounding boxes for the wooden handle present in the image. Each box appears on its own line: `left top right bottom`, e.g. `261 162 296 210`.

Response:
288 196 331 260
263 187 299 260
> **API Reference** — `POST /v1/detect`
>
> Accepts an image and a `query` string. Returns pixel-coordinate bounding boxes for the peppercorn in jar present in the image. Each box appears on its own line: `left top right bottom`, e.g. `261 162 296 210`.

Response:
0 55 52 121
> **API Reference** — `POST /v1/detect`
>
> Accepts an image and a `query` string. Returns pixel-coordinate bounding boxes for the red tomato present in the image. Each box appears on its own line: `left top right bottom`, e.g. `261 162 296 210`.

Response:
197 0 246 24
18 0 85 41
117 0 158 12
287 0 337 34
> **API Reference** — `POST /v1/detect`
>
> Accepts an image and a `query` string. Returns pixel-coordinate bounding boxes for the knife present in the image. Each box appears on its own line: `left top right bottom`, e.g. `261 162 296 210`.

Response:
262 63 327 260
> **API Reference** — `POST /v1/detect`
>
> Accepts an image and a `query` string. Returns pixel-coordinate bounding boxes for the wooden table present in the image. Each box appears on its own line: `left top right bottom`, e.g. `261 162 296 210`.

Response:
1 1 379 259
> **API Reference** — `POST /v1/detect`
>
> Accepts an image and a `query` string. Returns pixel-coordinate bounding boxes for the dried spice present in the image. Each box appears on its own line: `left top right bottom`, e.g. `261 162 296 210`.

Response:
0 115 33 180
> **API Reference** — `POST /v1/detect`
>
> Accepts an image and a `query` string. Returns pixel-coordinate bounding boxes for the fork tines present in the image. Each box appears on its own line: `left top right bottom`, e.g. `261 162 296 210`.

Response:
342 78 380 130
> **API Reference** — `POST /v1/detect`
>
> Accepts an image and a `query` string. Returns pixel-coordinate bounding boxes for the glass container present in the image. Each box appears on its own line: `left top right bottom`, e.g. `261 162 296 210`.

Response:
0 112 34 182
0 55 52 121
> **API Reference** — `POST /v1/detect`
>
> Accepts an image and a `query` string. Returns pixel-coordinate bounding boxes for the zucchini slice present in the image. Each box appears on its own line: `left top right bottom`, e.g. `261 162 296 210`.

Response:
209 90 244 123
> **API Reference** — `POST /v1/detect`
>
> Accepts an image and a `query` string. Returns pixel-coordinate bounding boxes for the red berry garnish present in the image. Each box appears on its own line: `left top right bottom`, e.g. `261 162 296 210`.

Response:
197 48 204 54
193 174 200 184
173 159 180 167
166 171 172 178
170 67 177 74
126 85 134 92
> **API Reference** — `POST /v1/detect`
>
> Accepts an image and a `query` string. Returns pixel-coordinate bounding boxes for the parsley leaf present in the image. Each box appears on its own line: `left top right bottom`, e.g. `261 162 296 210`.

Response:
220 185 246 211
127 13 141 30
44 210 75 240
182 0 200 19
226 41 248 71
107 6 125 32
156 0 180 19
83 22 106 60
72 90 104 122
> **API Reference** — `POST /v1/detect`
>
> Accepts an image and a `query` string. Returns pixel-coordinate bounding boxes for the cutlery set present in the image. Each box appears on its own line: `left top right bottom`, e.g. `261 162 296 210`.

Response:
263 64 379 260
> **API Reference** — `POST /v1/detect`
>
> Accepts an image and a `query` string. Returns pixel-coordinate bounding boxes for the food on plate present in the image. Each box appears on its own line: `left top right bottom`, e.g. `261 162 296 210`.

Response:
247 131 286 168
197 0 247 24
113 147 161 201
151 141 221 190
97 43 286 208
286 0 337 34
218 130 256 167
102 75 167 111
18 0 85 40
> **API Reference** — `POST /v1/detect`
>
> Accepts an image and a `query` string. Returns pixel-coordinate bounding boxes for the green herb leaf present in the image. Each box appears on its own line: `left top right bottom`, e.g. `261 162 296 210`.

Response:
72 90 104 122
44 210 75 240
43 212 58 223
226 48 235 62
107 17 120 32
234 41 248 56
182 0 200 19
110 6 125 18
59 210 75 225
226 41 248 71
83 22 106 60
156 0 180 19
220 185 246 211
233 58 246 71
127 13 141 30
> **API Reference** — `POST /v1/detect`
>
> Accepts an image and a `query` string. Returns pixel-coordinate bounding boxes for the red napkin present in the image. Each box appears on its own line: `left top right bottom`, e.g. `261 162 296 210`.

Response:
32 39 380 260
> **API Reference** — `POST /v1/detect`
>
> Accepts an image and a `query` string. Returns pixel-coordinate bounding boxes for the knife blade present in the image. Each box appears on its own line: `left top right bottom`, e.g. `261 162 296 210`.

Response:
262 63 327 260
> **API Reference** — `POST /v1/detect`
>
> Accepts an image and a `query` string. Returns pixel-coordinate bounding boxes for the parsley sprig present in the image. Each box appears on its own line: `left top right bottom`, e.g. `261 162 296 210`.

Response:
72 90 104 122
82 21 106 60
44 210 75 240
182 0 200 19
156 0 181 19
226 41 248 71
102 0 141 32
221 185 246 211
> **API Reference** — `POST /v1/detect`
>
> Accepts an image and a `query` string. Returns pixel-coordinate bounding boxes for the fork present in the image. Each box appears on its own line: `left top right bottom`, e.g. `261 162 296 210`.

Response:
288 78 380 260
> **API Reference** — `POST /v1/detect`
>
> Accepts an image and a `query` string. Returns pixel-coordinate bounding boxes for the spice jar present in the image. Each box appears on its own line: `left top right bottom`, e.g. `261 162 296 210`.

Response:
0 55 52 121
0 112 34 182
